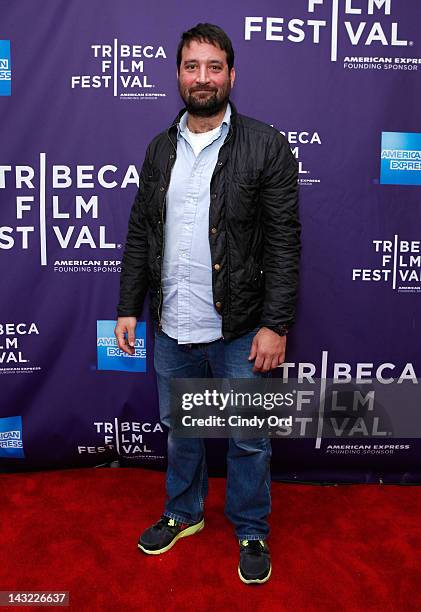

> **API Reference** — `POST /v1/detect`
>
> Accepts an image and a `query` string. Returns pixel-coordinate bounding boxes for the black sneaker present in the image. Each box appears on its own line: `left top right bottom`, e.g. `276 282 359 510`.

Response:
138 515 204 555
238 539 272 584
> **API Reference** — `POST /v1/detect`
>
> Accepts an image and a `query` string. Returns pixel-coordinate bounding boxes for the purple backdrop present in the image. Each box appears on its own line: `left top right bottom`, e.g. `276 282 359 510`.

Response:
1 0 421 482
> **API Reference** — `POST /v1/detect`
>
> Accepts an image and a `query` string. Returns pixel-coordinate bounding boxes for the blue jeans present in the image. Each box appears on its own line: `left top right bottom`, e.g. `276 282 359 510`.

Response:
154 326 272 540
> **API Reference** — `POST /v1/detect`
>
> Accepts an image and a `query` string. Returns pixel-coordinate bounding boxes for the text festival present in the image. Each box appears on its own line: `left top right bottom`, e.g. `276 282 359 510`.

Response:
245 0 408 49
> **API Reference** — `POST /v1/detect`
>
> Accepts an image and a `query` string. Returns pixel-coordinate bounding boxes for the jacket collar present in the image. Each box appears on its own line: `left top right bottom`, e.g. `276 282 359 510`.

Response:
167 99 238 146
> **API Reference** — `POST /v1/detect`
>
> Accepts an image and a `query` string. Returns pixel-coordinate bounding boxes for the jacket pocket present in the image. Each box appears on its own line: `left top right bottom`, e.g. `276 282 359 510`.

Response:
229 176 260 223
253 261 264 284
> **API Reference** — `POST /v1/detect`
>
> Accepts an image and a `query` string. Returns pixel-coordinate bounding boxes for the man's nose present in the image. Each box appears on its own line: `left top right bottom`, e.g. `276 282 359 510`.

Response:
196 65 210 84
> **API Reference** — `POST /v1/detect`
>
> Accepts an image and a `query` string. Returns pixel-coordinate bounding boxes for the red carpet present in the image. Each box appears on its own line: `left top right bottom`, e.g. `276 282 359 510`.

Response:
1 468 420 611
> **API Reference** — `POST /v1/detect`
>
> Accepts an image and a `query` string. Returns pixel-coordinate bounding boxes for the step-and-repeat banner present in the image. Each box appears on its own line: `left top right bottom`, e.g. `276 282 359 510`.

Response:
1 1 421 482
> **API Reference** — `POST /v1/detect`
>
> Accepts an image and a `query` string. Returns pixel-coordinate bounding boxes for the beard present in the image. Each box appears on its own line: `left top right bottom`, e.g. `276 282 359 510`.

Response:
178 81 231 118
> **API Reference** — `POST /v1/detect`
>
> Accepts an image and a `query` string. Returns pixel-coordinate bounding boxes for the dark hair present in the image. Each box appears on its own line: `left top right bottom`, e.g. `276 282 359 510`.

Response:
176 23 235 72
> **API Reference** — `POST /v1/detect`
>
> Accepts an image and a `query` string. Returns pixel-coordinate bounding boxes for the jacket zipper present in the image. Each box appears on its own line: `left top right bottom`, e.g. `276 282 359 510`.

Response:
157 131 177 330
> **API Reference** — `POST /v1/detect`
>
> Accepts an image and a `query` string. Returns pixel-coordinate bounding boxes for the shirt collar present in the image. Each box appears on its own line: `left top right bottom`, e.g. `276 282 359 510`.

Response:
178 102 231 137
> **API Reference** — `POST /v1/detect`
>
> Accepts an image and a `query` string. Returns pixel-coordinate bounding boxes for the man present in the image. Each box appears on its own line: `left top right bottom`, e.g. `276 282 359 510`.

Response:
115 23 300 585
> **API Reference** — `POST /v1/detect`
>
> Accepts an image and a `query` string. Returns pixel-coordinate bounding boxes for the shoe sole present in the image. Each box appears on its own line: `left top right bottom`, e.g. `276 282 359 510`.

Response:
138 518 205 555
238 563 272 585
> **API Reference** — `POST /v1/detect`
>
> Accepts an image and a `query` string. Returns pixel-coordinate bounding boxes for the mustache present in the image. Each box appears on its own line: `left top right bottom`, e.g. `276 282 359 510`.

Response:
190 87 216 93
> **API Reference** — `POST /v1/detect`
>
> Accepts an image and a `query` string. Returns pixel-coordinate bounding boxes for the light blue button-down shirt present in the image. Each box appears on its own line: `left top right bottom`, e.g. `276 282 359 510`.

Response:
161 103 231 344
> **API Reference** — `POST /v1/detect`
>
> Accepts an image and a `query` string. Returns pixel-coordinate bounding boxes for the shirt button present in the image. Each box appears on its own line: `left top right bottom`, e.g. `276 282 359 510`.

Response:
214 263 221 271
211 227 217 234
215 301 222 310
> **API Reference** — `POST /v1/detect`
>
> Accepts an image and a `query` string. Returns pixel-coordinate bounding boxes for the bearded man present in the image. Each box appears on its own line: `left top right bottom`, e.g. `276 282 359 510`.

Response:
115 22 300 585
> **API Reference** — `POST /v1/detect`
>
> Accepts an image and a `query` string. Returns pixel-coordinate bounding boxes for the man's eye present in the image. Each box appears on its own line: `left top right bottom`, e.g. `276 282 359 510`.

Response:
186 65 196 70
210 65 222 71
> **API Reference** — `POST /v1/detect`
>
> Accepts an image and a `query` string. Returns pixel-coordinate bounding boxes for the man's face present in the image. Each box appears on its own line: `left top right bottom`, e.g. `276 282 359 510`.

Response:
177 39 235 117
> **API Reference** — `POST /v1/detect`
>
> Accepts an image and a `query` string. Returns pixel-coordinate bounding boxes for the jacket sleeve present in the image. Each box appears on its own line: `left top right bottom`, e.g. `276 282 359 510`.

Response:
116 148 151 318
259 133 301 330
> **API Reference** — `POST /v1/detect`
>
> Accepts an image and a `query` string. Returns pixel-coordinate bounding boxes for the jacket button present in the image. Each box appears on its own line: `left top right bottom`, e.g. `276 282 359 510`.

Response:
217 161 223 166
211 193 216 199
215 301 222 310
211 227 217 234
214 263 221 271
160 186 165 192
170 154 175 159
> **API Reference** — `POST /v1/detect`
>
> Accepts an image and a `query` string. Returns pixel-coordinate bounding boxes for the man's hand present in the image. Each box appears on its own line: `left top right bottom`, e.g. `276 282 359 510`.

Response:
248 327 287 373
114 317 137 356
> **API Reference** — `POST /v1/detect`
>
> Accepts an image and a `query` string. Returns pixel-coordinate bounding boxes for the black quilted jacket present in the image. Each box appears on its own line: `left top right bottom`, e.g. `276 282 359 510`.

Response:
117 101 301 341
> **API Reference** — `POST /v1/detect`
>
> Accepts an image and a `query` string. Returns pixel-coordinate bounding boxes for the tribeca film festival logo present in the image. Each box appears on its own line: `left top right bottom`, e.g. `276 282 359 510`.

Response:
276 350 417 452
0 322 41 375
380 132 421 186
96 320 146 372
71 40 167 101
0 40 11 96
0 416 24 459
353 237 421 293
245 0 417 72
77 419 164 459
0 158 140 269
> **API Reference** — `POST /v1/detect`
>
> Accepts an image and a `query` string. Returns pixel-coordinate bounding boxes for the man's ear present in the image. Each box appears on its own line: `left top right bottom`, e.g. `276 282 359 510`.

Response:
230 67 236 88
